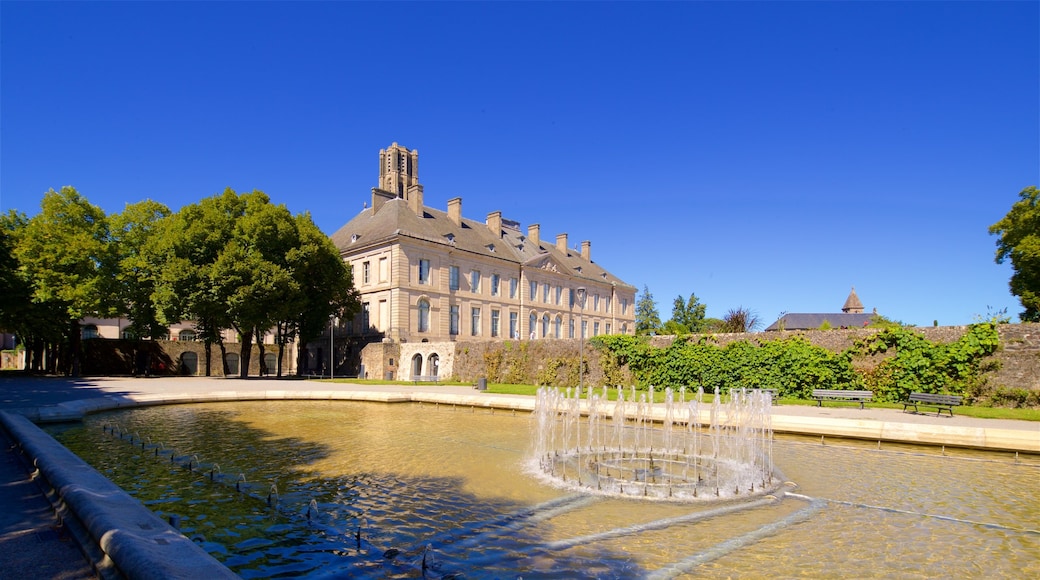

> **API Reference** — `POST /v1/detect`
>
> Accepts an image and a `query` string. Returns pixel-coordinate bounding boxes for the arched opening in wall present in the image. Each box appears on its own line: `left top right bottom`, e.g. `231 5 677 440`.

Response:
621 323 628 334
178 330 196 342
542 314 550 338
411 354 423 378
180 352 198 376
225 353 240 376
554 316 562 338
264 353 277 375
82 324 99 340
428 353 439 377
529 313 537 340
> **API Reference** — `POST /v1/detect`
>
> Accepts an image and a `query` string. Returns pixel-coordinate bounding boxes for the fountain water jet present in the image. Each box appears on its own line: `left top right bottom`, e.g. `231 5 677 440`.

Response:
531 386 780 501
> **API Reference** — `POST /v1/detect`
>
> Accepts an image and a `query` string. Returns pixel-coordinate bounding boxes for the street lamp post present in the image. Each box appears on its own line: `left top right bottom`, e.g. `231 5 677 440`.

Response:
329 314 337 380
575 287 587 396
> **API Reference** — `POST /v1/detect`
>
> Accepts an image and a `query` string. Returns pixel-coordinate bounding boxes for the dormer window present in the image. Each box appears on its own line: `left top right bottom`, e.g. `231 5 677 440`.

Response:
445 233 456 244
487 244 495 253
351 234 359 243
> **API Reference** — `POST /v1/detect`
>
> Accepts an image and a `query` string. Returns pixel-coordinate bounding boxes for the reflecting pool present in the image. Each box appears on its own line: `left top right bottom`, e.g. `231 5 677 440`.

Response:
46 401 1040 579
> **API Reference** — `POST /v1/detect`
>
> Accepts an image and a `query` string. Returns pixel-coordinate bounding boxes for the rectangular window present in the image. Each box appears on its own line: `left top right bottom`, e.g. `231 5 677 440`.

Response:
605 323 611 335
449 305 459 335
582 320 588 339
471 307 481 336
509 277 518 299
491 274 500 296
379 257 388 282
491 309 500 337
594 322 600 336
529 280 537 301
569 318 575 339
555 285 562 305
362 302 370 330
362 261 370 285
378 300 388 332
622 298 629 315
449 266 460 291
606 296 611 313
593 294 600 312
543 283 550 303
509 312 518 339
418 259 430 284
471 270 481 293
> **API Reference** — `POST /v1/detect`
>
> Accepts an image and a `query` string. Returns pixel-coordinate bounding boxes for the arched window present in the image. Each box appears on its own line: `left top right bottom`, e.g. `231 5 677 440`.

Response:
180 352 198 375
82 324 99 340
225 353 240 376
529 313 537 339
411 353 424 378
428 353 440 377
554 316 562 338
178 329 196 342
541 314 550 338
417 299 430 332
621 323 628 334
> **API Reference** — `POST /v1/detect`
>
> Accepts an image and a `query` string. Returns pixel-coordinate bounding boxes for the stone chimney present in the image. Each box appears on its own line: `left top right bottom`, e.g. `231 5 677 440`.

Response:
371 188 395 215
447 197 462 226
486 211 502 237
581 240 591 261
527 223 540 248
406 183 424 216
556 233 568 253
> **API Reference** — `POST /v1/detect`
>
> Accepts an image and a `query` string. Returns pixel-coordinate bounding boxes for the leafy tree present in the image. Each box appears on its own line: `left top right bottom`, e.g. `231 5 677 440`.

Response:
669 293 707 333
13 187 116 375
634 285 661 335
111 200 172 373
989 186 1040 321
282 213 359 376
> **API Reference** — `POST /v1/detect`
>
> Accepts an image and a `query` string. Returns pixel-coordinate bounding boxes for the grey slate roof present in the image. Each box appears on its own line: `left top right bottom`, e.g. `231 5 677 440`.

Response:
765 313 875 331
329 197 635 290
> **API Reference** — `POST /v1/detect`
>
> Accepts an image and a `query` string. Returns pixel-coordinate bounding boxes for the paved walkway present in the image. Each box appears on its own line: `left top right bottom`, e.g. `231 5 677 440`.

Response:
0 375 1037 579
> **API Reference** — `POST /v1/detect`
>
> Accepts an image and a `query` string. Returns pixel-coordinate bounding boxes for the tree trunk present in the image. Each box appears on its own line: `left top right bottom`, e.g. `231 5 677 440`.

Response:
204 338 212 376
69 320 81 377
255 329 267 377
296 338 307 377
218 342 228 376
275 323 286 377
239 330 253 378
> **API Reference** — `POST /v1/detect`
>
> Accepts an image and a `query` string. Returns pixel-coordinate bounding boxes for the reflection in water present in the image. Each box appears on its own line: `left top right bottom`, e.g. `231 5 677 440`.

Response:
47 401 1040 579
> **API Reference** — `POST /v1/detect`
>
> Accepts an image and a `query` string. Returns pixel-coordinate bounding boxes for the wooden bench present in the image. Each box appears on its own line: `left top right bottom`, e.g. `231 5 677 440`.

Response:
411 375 440 384
812 389 873 409
902 392 962 417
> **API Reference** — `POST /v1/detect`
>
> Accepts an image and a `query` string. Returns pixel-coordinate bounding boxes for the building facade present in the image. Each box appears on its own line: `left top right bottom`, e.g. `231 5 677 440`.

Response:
329 143 637 379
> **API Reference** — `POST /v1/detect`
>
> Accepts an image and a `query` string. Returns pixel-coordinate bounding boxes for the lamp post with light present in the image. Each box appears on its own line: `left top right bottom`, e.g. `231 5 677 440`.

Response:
575 286 586 396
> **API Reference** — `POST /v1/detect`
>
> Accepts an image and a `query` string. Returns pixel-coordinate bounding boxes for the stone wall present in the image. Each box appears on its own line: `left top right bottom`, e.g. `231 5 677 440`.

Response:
447 324 1040 393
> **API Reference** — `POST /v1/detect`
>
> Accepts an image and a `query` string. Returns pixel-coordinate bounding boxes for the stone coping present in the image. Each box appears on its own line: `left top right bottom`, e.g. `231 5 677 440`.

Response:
0 410 238 580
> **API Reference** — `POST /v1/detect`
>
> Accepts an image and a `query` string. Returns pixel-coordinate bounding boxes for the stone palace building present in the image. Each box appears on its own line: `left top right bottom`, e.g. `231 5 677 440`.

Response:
328 143 637 380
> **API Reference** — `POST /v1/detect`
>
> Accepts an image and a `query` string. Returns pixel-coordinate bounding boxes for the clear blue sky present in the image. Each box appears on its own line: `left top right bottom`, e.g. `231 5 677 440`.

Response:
2 1 1037 327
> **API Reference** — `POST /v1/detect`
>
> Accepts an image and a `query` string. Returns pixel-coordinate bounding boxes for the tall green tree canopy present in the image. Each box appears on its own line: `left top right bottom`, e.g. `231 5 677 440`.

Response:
635 285 661 335
667 293 707 334
989 186 1040 322
111 200 172 340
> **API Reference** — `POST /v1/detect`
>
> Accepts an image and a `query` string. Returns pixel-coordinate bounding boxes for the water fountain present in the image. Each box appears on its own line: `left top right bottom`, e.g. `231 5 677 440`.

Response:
48 399 1039 578
532 385 779 500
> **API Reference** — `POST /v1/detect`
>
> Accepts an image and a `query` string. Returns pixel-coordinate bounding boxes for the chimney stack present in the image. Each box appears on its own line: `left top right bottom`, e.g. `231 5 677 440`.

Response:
527 224 541 248
581 240 591 261
447 197 462 226
556 233 568 253
486 211 502 237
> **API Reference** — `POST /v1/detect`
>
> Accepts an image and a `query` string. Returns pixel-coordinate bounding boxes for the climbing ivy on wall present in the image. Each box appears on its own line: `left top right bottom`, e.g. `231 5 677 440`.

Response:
591 334 860 397
852 322 1000 402
591 322 1001 403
